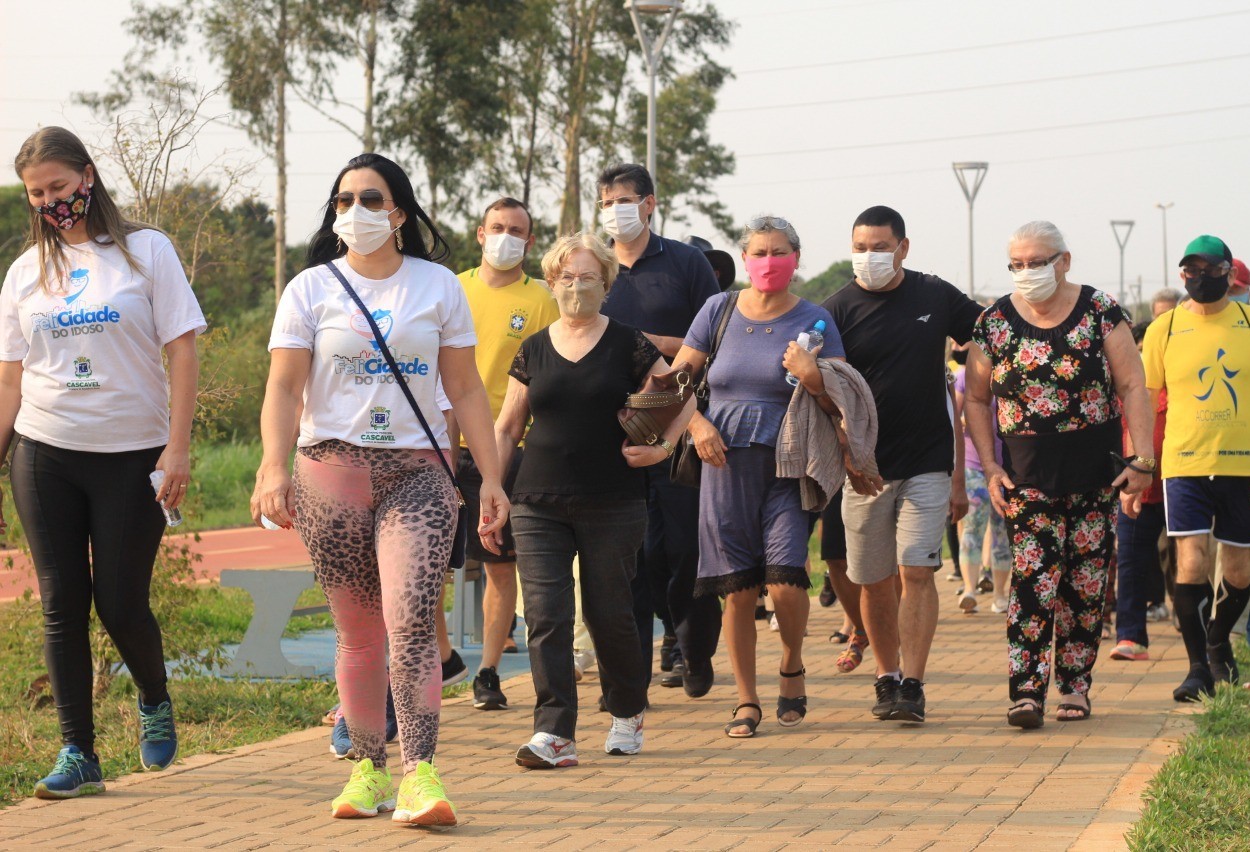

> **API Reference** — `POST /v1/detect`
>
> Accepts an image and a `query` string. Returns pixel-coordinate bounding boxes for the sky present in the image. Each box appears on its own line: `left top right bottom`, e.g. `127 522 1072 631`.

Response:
2 0 1249 305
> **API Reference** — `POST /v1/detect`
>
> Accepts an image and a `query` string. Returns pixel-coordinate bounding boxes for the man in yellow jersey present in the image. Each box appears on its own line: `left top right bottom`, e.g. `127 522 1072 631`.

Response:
1137 235 1250 701
457 197 559 711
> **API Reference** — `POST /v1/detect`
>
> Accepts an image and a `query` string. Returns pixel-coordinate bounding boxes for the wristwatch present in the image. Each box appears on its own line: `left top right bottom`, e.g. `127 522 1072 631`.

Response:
656 438 676 459
1130 456 1158 473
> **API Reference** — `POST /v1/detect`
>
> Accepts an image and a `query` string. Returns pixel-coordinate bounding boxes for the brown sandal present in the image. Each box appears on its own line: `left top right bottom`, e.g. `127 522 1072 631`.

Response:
1008 699 1044 729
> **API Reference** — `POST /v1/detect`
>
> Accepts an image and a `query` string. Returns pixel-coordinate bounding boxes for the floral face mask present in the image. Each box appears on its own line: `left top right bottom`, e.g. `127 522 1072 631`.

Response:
37 179 92 230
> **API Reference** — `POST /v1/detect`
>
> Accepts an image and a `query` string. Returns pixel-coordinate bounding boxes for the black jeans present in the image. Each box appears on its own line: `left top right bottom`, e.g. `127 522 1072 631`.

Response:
635 466 721 674
10 437 169 753
1115 502 1167 646
513 498 648 739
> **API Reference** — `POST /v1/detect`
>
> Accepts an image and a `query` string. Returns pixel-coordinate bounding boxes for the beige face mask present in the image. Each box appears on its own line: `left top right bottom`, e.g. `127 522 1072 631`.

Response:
554 278 606 320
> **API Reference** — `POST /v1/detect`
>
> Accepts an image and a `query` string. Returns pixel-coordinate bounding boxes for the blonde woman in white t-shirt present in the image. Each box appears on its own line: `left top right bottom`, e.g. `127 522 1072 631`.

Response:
252 153 507 828
0 127 206 799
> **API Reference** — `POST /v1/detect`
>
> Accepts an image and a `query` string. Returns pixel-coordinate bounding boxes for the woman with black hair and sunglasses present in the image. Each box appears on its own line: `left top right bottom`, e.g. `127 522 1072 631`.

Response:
251 153 507 827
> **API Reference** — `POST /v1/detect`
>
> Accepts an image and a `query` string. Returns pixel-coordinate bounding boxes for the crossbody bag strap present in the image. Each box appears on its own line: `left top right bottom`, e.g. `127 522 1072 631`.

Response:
696 290 739 402
323 261 464 503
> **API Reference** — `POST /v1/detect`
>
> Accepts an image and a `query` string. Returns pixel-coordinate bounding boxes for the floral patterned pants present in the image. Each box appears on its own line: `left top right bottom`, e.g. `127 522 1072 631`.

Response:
1003 486 1115 704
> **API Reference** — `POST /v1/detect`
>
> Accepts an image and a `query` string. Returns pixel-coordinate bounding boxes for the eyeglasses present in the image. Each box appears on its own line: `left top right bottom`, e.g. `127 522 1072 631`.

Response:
554 272 605 286
1181 261 1230 278
596 194 643 210
331 189 393 214
1007 252 1062 272
747 216 792 231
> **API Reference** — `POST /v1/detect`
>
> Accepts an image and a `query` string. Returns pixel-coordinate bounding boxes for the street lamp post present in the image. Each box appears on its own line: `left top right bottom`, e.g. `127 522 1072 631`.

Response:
1110 220 1135 312
1155 202 1174 286
626 0 682 210
952 162 989 297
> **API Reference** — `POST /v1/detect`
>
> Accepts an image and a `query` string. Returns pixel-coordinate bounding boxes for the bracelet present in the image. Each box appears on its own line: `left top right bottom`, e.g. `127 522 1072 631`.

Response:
1127 462 1153 474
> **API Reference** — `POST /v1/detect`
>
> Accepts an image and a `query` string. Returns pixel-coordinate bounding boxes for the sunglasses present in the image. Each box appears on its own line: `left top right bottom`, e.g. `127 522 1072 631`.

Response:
331 189 393 214
747 216 791 231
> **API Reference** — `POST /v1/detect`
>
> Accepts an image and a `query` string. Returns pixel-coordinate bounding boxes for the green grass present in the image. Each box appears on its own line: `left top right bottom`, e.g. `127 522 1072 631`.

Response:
187 440 264 531
1127 641 1250 851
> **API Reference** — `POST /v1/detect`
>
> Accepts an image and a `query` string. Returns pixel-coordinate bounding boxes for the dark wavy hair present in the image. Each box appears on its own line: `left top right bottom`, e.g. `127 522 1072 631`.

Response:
305 153 449 268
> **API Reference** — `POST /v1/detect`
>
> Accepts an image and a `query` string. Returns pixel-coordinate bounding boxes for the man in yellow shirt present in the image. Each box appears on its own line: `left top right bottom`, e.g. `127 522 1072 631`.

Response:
457 197 559 711
1138 234 1250 700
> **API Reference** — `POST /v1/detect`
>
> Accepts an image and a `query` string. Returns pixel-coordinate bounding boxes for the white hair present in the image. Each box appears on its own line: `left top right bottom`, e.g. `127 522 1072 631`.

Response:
1008 220 1068 255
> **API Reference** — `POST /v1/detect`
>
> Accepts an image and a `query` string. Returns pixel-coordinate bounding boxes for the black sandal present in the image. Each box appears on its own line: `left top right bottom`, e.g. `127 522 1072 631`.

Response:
829 631 851 644
1007 699 1044 729
1056 698 1092 722
724 703 762 738
777 668 807 728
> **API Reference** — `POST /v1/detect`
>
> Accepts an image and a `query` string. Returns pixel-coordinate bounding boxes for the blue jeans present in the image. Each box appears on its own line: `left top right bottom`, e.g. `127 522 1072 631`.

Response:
513 499 649 739
1115 503 1167 646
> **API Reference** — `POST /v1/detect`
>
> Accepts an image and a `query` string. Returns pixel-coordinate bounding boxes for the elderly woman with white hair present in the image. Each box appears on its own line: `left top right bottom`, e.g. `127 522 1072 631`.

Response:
964 220 1153 729
495 231 694 768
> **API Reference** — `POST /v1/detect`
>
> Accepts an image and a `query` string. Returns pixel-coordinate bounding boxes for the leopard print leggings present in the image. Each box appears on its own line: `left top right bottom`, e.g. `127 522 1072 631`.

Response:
293 440 456 771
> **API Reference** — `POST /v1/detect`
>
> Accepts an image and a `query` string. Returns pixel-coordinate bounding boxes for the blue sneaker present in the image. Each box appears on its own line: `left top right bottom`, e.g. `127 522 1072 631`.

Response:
138 699 178 770
34 746 105 799
330 715 355 759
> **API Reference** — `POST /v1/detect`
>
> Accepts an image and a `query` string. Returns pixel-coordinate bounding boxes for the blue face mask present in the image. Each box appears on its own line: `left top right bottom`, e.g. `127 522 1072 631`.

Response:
1231 290 1249 303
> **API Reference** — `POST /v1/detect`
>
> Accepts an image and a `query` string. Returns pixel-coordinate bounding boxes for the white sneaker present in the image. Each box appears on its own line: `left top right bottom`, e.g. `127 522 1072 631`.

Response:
959 592 978 614
1146 604 1170 623
769 614 780 632
604 712 644 756
515 732 578 769
573 648 596 683
991 597 1009 614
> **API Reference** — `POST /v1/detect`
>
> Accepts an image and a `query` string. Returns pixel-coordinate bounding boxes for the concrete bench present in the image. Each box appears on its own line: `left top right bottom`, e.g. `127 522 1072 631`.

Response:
220 565 485 679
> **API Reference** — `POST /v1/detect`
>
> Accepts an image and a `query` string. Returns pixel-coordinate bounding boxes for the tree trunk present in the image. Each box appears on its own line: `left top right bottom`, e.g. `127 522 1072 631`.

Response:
362 0 377 152
274 0 289 305
558 1 600 234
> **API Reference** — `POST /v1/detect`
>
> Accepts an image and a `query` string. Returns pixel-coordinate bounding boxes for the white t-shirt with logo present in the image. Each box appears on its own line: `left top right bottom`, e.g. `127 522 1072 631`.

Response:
0 229 208 452
269 257 475 451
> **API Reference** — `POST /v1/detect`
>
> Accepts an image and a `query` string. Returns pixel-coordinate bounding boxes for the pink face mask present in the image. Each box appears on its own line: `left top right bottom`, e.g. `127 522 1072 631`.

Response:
744 253 798 293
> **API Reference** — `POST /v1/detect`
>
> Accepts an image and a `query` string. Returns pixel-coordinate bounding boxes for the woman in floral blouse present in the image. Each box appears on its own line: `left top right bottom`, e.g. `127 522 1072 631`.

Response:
964 221 1153 729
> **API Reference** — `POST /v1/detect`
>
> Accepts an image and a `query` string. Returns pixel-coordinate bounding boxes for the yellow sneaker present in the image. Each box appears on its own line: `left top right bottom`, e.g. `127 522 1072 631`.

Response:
392 760 457 826
330 758 395 818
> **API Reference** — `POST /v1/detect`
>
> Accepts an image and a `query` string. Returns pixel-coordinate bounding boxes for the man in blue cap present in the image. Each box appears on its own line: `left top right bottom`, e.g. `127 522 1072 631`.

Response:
1137 235 1250 700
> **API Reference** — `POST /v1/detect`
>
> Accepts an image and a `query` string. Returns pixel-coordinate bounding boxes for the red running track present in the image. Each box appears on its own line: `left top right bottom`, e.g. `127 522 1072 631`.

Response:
0 526 311 602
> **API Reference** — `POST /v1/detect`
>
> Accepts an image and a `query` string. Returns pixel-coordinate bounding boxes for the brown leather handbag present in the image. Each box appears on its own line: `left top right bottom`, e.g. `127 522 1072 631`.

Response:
618 362 694 446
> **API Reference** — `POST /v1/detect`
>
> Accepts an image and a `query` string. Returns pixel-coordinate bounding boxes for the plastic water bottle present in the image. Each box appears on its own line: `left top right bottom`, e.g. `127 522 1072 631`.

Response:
149 470 184 527
260 515 283 530
785 320 826 387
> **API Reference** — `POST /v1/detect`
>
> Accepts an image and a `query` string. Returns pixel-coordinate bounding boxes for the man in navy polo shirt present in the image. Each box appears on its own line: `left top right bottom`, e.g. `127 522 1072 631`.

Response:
598 163 722 697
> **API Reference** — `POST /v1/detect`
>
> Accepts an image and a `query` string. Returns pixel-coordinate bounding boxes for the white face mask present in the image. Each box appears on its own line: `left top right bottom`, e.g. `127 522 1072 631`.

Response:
333 204 400 256
1012 264 1059 303
851 248 900 291
600 202 647 243
482 233 527 271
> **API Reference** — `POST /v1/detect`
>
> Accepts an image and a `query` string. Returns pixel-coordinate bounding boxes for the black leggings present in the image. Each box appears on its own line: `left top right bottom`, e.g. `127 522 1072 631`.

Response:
10 437 169 755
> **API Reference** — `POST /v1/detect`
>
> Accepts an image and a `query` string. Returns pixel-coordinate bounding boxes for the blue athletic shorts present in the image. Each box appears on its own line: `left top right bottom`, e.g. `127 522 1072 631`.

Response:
1163 476 1250 546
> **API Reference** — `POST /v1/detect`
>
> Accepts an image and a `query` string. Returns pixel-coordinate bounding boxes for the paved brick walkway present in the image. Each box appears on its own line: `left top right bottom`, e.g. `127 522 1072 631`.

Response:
0 583 1193 850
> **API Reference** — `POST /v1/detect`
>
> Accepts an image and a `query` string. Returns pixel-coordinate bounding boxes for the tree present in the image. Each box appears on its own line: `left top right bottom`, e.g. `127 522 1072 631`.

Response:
0 186 31 273
793 259 854 305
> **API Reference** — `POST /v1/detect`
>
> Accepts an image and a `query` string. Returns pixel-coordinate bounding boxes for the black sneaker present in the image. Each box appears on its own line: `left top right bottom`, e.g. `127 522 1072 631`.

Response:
473 667 508 710
442 649 469 687
818 573 837 608
1207 643 1241 685
661 645 685 687
872 676 900 720
889 678 926 722
977 571 994 594
660 634 677 673
1173 664 1214 703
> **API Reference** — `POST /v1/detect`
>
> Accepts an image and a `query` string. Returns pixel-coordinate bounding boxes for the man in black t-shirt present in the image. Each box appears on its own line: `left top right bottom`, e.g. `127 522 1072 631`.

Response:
598 163 723 697
824 206 982 724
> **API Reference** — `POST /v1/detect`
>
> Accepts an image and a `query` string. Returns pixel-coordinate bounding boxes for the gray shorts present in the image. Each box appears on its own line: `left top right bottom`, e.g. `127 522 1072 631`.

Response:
842 471 951 585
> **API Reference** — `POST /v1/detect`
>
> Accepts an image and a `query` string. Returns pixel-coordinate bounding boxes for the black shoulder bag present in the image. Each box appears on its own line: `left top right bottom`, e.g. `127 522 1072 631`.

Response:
671 290 739 488
324 261 469 569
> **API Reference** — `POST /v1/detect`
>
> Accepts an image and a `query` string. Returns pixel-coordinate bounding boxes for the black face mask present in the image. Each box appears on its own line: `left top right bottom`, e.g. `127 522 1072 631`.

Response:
951 348 968 365
1184 273 1230 304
